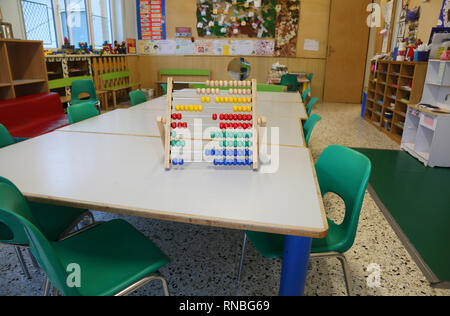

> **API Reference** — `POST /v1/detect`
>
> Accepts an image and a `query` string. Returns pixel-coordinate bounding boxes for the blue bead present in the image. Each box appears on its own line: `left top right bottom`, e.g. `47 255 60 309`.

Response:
211 149 215 156
234 159 238 165
179 159 184 165
173 159 178 165
248 160 253 165
223 150 227 156
249 150 253 156
205 149 211 156
245 150 250 156
214 159 218 166
234 150 238 157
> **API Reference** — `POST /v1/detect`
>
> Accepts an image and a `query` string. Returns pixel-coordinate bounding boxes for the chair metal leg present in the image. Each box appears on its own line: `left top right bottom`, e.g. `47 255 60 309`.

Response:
14 246 31 279
114 272 170 296
237 232 247 285
336 254 352 296
43 277 51 296
310 252 353 296
27 248 40 269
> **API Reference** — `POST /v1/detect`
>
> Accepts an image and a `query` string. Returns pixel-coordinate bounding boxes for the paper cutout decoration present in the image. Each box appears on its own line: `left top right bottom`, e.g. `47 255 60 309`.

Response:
194 40 215 55
274 0 300 57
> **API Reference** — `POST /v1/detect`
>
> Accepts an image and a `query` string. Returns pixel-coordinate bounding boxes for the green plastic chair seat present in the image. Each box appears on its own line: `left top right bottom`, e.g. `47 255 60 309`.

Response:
280 74 299 92
306 97 319 117
70 79 98 107
68 103 100 124
0 177 89 245
129 90 147 106
52 219 170 296
0 124 15 148
303 114 322 147
245 145 372 259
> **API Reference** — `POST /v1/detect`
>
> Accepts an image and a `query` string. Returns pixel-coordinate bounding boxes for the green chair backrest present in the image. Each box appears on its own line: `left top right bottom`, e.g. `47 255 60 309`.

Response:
101 71 130 82
129 90 147 106
71 79 98 105
0 182 80 296
0 124 15 149
161 83 168 95
315 145 372 253
0 178 46 245
160 69 210 77
257 84 286 93
307 73 314 82
306 97 319 116
67 103 100 124
280 74 299 92
302 88 311 103
303 114 321 147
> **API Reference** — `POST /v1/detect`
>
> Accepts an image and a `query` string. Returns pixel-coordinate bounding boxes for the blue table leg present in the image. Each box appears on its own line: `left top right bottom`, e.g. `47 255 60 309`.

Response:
279 236 312 296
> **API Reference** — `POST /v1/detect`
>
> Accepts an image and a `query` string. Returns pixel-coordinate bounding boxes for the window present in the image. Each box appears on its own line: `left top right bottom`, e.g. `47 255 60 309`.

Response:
21 0 58 48
21 0 114 49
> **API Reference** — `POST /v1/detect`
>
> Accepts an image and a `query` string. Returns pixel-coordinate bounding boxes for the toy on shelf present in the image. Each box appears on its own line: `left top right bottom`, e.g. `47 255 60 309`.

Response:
156 78 266 170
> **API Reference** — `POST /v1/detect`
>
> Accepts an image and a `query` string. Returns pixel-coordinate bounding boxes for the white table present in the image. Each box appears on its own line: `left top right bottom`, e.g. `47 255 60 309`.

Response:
0 132 325 237
58 109 305 148
133 92 308 120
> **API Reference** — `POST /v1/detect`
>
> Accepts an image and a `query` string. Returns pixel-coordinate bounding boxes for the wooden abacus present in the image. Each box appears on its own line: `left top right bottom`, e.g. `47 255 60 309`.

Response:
157 78 267 170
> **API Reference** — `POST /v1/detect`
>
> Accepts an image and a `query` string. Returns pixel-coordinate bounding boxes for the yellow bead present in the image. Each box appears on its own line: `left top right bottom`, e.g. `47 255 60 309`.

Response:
238 98 242 103
206 97 211 103
190 105 194 111
247 97 252 103
233 97 238 103
175 105 180 111
199 105 203 112
238 106 243 112
248 106 252 112
194 105 199 112
215 97 220 103
233 106 238 112
220 97 225 103
224 97 229 103
201 97 205 103
179 105 184 111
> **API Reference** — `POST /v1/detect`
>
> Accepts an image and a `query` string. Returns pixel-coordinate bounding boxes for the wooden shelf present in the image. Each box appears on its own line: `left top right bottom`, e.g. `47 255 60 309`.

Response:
0 39 49 100
13 79 46 86
364 60 428 144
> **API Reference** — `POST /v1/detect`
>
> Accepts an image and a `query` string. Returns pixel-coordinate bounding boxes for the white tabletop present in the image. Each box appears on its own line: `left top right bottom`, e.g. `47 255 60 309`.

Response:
58 109 305 147
0 132 326 237
132 92 308 119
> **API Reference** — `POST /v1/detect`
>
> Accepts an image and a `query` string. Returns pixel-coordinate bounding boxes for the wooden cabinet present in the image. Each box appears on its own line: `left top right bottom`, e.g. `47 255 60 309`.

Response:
364 60 427 143
0 39 49 100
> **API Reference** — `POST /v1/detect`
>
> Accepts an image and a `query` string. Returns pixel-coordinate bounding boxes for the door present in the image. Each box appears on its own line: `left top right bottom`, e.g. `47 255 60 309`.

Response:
324 0 371 103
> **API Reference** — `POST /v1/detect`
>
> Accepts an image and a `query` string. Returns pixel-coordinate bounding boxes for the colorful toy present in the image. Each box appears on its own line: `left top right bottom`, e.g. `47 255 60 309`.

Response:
157 78 266 170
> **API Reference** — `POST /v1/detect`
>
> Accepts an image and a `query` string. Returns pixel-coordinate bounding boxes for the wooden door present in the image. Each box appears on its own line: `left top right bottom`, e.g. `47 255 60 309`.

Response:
324 0 371 103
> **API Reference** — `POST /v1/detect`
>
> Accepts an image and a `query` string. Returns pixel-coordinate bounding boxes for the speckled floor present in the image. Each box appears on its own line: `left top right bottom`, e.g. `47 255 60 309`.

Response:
1 102 449 296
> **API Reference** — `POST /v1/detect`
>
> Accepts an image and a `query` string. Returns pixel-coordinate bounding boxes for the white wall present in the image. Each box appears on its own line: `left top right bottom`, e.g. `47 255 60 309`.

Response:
0 0 26 39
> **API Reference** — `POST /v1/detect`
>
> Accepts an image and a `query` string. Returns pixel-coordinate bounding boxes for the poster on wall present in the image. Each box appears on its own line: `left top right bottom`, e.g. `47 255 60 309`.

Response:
175 39 195 55
138 40 175 55
213 40 238 55
137 0 167 40
254 40 275 56
235 40 255 55
274 0 300 57
194 40 215 55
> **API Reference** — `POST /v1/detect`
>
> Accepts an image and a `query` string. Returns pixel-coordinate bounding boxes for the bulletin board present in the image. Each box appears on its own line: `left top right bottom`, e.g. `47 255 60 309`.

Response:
136 0 325 58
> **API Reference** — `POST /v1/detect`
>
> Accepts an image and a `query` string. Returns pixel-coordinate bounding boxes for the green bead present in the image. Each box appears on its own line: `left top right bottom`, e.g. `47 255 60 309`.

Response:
211 132 215 138
171 132 177 138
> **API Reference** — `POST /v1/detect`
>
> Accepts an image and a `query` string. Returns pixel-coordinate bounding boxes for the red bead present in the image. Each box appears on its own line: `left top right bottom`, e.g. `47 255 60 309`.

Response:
220 123 225 129
224 114 230 121
249 115 253 121
178 113 182 120
220 114 224 120
178 122 183 128
212 114 218 120
231 114 236 120
171 122 177 129
172 114 177 120
183 122 188 128
237 114 243 121
226 123 232 128
233 123 238 129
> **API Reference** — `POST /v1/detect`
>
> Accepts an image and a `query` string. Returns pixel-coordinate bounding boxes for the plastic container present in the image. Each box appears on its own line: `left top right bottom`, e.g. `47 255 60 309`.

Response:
383 118 392 131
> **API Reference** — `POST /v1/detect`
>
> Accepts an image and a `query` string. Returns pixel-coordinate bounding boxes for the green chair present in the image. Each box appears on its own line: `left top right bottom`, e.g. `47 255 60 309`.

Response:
257 84 286 93
0 124 15 148
67 103 100 125
0 177 94 280
161 83 168 95
307 73 314 83
238 145 372 296
129 90 147 107
302 88 311 104
280 74 299 92
0 180 171 296
303 114 322 147
70 79 100 112
306 97 319 117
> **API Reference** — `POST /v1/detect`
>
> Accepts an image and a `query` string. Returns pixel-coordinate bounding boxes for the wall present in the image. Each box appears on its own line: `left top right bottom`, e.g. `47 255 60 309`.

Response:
405 0 442 43
128 0 331 98
0 0 26 39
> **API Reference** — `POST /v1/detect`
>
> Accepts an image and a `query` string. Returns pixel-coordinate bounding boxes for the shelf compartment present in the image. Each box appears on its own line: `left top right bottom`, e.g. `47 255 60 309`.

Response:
13 79 46 86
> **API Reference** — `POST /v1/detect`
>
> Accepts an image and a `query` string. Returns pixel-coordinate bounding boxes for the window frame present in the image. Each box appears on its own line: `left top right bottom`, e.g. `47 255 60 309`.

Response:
21 0 116 49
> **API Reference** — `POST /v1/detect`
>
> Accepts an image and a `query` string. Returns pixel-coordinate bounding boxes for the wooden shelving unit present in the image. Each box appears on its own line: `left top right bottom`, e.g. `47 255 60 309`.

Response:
0 39 49 101
365 60 428 143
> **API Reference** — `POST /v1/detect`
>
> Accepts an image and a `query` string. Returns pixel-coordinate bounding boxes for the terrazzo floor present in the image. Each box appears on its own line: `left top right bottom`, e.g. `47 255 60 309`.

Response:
1 102 449 296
